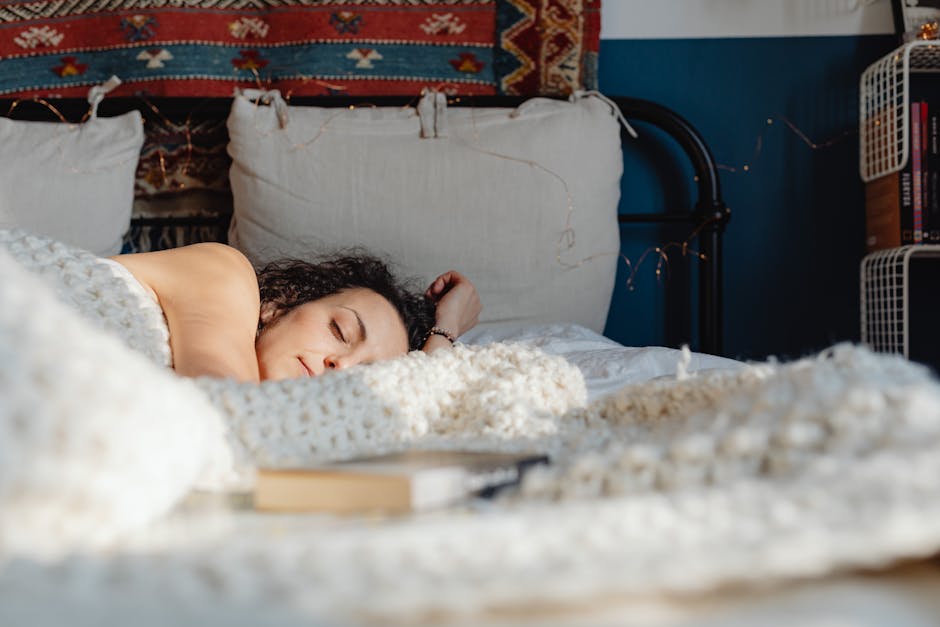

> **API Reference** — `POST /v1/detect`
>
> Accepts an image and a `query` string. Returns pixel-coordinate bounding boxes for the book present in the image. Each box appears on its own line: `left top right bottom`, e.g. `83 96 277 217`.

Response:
929 96 940 242
921 98 930 242
865 168 911 251
913 100 923 244
253 450 550 514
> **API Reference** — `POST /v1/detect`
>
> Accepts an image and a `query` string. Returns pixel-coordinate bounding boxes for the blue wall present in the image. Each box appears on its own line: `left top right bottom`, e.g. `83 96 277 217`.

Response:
599 35 898 360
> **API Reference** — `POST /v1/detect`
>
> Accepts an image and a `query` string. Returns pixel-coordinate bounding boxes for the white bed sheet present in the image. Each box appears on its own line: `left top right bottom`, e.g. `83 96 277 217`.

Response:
462 323 743 401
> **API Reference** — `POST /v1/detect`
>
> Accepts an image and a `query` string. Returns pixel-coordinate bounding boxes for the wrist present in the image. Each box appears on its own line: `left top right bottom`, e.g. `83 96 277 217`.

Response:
434 317 460 334
425 326 457 344
422 329 455 353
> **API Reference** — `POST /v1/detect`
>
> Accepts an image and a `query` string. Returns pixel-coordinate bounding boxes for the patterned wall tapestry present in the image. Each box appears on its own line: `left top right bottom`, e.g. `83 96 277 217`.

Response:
0 0 600 98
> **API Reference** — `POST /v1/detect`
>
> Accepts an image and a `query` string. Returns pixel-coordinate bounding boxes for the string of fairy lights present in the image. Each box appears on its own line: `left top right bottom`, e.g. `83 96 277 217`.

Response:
716 114 856 175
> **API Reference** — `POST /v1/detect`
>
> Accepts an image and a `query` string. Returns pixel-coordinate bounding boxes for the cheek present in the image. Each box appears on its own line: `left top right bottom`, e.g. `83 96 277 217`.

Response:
289 313 326 349
259 309 329 357
254 324 307 381
383 327 409 359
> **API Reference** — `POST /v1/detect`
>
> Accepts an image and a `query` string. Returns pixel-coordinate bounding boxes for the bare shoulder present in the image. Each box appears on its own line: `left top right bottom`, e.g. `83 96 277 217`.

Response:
110 243 261 381
111 243 257 294
184 242 257 276
112 242 254 275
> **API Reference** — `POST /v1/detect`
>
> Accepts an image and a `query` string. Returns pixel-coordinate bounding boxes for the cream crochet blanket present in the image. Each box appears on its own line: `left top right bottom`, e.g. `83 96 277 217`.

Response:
2 230 940 625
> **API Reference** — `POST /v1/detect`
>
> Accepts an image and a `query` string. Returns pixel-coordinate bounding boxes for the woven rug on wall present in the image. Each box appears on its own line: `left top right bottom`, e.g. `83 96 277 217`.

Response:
0 0 600 99
123 114 233 253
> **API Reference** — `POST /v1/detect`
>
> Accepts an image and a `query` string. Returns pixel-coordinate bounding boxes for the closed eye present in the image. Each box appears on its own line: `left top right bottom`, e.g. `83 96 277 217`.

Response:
330 320 348 344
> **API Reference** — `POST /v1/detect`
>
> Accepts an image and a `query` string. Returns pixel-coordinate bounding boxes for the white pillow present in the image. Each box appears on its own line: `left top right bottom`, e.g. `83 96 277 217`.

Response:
461 322 743 402
0 111 144 256
227 92 622 333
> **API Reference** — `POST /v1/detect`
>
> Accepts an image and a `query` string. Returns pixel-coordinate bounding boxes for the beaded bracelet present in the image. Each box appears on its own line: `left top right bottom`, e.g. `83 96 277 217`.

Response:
425 326 457 344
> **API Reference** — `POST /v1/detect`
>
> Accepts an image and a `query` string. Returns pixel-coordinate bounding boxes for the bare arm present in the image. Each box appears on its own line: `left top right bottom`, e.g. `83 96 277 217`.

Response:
422 270 481 352
111 243 262 382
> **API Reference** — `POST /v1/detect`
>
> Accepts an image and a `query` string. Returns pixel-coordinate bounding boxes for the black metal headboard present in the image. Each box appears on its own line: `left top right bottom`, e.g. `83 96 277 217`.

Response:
2 95 730 355
610 97 732 356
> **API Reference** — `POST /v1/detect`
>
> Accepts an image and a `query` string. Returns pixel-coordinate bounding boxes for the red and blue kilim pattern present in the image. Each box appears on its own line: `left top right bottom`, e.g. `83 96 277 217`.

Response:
0 0 599 97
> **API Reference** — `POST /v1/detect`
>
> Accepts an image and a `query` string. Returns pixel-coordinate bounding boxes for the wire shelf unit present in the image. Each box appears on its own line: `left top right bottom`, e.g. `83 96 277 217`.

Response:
860 41 940 183
860 244 940 357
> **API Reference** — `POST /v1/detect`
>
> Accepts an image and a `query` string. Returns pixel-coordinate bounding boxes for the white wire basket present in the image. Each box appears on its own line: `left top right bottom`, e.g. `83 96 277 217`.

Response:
860 245 940 358
859 41 940 183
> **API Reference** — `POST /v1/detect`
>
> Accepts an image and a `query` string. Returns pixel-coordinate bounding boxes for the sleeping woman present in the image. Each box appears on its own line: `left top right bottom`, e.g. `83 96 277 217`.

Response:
110 242 481 382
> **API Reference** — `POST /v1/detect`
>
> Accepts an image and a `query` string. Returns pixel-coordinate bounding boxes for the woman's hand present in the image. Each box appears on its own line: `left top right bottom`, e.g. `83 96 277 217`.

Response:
425 270 481 338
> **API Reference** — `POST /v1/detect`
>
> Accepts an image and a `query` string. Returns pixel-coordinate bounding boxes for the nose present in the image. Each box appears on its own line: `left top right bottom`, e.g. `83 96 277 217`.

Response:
324 354 352 371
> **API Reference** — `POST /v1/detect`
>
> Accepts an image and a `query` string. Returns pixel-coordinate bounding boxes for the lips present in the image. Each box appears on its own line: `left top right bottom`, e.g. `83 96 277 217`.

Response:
298 357 314 377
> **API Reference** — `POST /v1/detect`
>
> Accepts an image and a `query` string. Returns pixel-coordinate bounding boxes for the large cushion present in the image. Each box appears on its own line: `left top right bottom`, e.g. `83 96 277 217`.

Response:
0 110 144 256
226 92 622 333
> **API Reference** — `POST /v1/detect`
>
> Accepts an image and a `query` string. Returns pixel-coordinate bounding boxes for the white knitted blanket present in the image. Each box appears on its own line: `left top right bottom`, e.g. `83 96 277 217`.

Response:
2 230 940 626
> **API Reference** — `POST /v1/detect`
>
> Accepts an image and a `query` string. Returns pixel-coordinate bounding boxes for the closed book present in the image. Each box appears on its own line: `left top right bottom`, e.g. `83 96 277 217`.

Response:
254 450 549 514
921 99 930 241
929 97 940 242
865 170 911 251
913 101 924 243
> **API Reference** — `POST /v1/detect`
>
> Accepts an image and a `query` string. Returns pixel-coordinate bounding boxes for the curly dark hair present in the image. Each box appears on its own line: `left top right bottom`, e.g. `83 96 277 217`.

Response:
255 253 436 352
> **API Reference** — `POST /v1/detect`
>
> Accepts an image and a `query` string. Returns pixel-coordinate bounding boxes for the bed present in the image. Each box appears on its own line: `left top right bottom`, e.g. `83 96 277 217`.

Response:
3 86 940 627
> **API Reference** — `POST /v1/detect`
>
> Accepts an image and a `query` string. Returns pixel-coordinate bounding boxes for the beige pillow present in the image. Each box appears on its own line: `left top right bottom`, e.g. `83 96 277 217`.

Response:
227 92 622 333
0 111 144 257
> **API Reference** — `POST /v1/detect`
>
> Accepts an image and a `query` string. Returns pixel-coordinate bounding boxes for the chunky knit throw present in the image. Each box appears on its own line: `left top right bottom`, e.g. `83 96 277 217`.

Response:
2 229 940 626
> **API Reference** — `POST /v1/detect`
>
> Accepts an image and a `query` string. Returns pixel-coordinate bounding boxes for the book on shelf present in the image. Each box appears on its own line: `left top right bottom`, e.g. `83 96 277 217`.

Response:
914 100 924 244
253 449 550 514
865 72 940 251
928 89 940 243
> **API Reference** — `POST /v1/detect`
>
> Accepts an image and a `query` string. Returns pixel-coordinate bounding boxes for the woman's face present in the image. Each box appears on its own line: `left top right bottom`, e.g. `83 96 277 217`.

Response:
255 287 409 381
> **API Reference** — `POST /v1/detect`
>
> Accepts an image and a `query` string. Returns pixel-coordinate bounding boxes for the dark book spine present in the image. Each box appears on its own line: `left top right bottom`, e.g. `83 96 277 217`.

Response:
930 100 940 242
921 100 929 242
901 102 924 244
900 166 913 245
